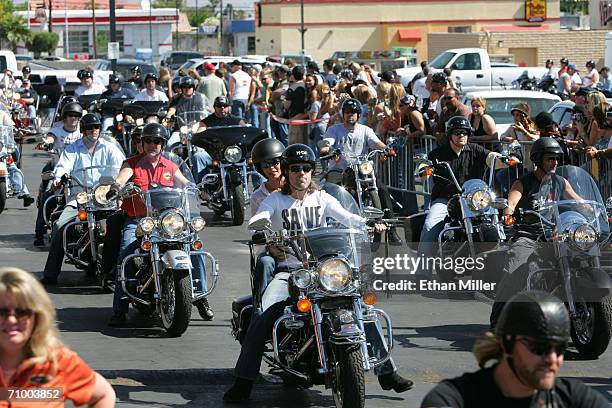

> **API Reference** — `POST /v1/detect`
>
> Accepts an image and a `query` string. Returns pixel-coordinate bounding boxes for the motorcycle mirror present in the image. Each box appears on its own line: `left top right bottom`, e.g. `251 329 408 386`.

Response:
362 206 384 219
492 198 509 210
249 218 271 231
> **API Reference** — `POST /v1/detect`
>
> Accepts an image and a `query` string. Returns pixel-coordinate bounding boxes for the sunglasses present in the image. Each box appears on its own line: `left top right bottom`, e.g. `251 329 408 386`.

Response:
132 138 141 144
517 337 567 357
442 96 455 100
66 114 81 119
142 137 163 145
0 307 34 321
84 125 101 131
451 130 469 136
214 104 229 108
261 158 281 169
289 164 313 173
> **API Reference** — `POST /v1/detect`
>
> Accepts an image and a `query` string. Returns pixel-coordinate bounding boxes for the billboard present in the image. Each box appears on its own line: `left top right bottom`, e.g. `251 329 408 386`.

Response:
525 0 546 22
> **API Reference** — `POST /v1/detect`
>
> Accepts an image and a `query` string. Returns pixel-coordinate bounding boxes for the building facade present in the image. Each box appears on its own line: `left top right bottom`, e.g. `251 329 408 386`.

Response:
255 0 561 63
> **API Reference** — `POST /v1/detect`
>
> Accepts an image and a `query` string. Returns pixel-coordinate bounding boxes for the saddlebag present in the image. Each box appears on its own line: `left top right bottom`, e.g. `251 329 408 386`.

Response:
232 295 253 344
403 212 427 250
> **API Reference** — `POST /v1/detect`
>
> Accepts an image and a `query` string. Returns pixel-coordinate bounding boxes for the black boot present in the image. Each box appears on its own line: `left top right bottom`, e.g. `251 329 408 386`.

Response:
195 297 214 321
388 228 403 246
378 371 413 393
108 312 127 327
22 195 35 207
223 377 253 403
33 233 45 247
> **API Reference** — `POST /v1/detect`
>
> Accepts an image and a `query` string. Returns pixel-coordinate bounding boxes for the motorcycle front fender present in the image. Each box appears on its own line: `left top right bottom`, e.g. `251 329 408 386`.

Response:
161 250 192 270
576 268 612 300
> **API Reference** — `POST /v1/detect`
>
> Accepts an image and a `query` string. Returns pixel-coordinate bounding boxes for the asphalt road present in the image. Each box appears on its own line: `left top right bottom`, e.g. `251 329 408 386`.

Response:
1 145 611 407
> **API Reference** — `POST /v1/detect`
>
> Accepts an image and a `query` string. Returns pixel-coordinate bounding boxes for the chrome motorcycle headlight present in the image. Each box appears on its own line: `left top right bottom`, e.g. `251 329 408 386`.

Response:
293 269 313 289
138 217 155 233
358 161 374 175
93 185 112 206
191 216 206 232
572 224 597 251
469 189 492 211
224 145 242 163
161 212 186 236
319 258 351 292
76 191 89 205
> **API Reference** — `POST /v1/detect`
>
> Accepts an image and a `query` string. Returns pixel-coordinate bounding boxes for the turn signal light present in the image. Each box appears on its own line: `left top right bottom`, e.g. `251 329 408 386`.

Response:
503 215 515 226
507 158 517 167
6 155 13 165
141 240 152 251
212 160 219 167
297 298 311 313
424 167 434 176
78 211 88 221
193 240 203 250
363 292 377 305
181 137 187 145
117 123 123 131
247 158 253 166
387 149 397 157
379 156 388 163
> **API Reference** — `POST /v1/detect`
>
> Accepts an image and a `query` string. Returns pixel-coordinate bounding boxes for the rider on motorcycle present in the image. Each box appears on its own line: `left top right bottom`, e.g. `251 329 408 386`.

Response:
319 97 403 244
40 113 126 285
422 290 608 407
416 116 507 276
164 76 211 124
489 137 583 327
105 123 213 326
74 69 105 96
223 144 413 403
197 96 245 130
126 65 143 90
100 74 137 131
0 111 34 207
135 73 169 102
20 78 38 119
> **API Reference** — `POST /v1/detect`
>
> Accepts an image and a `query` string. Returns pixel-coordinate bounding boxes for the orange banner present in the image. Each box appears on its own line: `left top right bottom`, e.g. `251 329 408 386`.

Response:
525 0 546 22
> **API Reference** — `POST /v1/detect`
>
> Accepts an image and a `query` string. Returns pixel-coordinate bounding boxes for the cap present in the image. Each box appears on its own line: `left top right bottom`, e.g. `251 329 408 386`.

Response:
535 112 555 130
568 63 578 71
400 95 416 107
232 59 242 66
214 95 230 107
510 102 531 117
203 62 216 71
378 71 397 82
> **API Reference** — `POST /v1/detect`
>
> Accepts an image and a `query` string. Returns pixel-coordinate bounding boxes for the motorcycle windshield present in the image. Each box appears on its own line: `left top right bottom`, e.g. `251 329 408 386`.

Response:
124 101 168 120
536 165 609 243
176 110 209 129
71 165 121 192
303 227 371 270
322 183 360 215
191 126 268 161
144 187 201 220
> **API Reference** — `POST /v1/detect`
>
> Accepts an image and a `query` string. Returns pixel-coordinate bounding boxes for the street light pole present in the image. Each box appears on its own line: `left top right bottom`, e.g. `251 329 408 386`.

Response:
110 0 117 72
91 0 97 59
196 0 199 52
175 0 179 49
48 0 53 33
299 0 306 66
149 0 153 51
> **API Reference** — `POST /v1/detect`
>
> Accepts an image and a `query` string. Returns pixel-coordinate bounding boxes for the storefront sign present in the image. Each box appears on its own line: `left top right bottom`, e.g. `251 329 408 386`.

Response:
601 1 612 26
525 0 546 22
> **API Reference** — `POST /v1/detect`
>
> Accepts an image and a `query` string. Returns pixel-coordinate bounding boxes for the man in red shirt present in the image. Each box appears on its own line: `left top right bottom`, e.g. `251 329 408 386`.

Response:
106 123 213 326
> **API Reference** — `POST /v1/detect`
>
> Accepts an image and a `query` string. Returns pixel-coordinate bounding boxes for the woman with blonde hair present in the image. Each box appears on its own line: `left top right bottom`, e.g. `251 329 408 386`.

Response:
158 67 171 95
371 81 392 130
352 83 371 125
379 83 406 140
187 68 202 88
586 91 612 148
0 267 116 407
469 96 498 142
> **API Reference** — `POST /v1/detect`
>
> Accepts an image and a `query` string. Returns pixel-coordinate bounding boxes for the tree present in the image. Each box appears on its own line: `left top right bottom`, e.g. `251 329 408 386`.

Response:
0 0 31 50
153 0 184 8
187 8 216 28
26 32 60 58
560 0 588 15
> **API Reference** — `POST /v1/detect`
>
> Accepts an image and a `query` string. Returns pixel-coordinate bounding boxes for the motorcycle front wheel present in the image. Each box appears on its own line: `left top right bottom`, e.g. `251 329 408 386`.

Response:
0 180 6 214
570 296 612 358
330 345 365 408
230 183 245 226
160 267 193 337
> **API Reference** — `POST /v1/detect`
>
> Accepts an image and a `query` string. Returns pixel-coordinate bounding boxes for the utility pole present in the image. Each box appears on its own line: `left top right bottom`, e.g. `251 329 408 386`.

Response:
175 0 179 49
48 0 53 33
149 0 153 52
110 0 117 72
299 0 306 66
91 0 97 59
219 0 223 54
195 0 199 52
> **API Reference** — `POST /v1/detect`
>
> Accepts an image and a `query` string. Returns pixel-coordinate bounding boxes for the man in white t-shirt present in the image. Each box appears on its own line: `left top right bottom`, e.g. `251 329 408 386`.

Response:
74 69 106 96
223 144 413 403
135 73 169 102
228 60 252 120
582 60 599 89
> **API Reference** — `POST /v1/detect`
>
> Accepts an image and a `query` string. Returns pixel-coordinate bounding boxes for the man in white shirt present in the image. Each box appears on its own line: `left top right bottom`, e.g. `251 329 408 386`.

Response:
135 73 169 102
74 69 106 96
229 60 252 120
40 113 125 284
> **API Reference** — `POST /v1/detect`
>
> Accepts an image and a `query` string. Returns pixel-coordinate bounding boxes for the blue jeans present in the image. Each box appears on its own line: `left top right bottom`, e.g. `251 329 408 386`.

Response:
113 217 209 314
8 162 28 196
254 254 276 299
416 198 449 277
43 205 78 279
231 99 248 120
248 104 260 128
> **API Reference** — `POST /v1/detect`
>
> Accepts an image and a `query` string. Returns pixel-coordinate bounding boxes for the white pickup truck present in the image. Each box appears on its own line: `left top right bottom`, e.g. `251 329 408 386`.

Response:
396 48 549 93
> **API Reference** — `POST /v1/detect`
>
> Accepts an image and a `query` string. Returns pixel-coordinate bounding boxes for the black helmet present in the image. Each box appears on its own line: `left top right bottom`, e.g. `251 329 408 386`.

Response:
141 123 169 144
214 95 230 107
22 65 31 74
61 102 83 119
109 74 121 84
77 69 93 80
179 76 196 88
530 137 563 166
131 65 141 73
131 126 144 140
545 59 554 65
431 72 448 85
496 291 570 345
281 144 316 169
144 73 158 83
252 138 285 172
560 57 569 65
172 76 182 89
80 113 102 130
586 60 596 69
341 98 362 116
339 69 354 81
445 116 473 137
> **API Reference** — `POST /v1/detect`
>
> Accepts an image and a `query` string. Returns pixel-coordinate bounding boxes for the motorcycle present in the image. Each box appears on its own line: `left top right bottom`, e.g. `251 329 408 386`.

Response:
231 183 393 408
192 126 268 226
167 110 209 180
408 152 517 283
61 164 122 276
114 153 220 336
98 98 135 152
515 165 612 358
511 71 538 91
537 75 569 100
0 125 24 214
123 101 169 155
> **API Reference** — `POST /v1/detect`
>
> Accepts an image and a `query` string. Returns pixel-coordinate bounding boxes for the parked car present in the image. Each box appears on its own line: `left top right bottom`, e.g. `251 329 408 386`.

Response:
15 54 33 62
397 48 549 93
160 51 205 71
94 59 158 82
462 90 561 135
177 57 261 77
